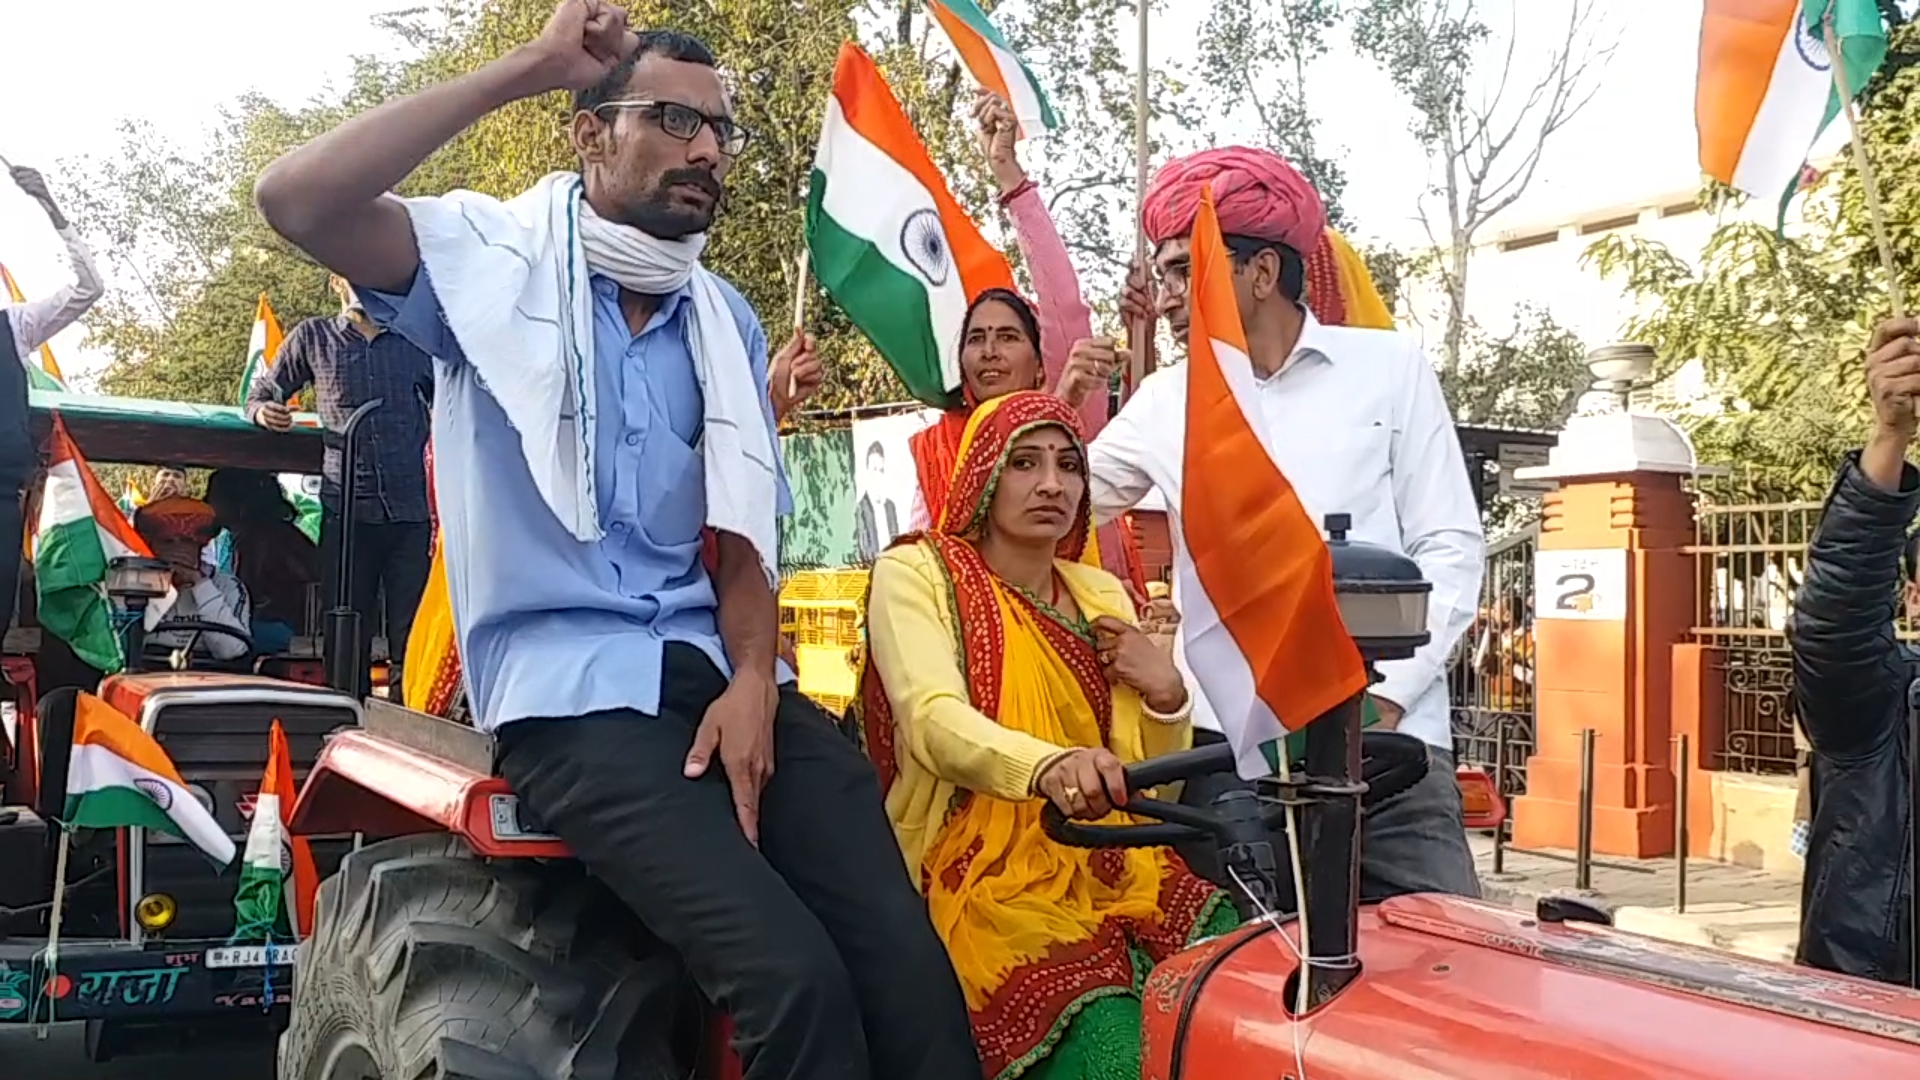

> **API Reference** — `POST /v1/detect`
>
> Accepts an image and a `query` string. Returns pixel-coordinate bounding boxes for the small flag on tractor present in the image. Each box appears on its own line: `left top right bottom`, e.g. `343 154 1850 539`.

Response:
65 692 235 865
237 293 285 406
35 416 152 672
1175 187 1368 779
233 720 318 940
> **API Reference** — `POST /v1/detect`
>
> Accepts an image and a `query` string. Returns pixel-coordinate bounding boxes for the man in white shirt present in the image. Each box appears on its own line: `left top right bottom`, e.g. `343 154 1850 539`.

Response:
1 165 104 635
1087 146 1486 902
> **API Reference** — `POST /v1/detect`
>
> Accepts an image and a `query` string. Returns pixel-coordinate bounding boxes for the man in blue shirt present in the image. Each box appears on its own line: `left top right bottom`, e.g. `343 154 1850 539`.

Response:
252 5 978 1079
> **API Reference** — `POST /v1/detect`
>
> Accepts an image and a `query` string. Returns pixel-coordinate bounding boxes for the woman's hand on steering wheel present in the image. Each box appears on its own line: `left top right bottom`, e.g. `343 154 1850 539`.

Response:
1035 747 1129 820
1091 616 1187 715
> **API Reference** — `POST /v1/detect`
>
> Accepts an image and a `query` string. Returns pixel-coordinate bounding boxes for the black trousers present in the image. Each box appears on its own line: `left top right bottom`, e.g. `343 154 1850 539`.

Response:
1175 727 1483 909
0 485 19 642
319 504 431 702
495 644 980 1080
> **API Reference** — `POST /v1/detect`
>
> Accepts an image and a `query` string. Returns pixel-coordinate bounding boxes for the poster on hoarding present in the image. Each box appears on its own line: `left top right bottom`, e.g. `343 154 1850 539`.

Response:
849 410 940 562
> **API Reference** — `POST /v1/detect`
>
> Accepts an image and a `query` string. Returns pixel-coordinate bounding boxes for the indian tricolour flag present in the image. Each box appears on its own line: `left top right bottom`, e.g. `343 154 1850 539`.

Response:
924 0 1059 139
236 292 285 406
806 42 1016 409
66 691 236 865
36 416 152 672
1 262 67 390
1176 188 1369 780
233 720 318 940
1697 0 1887 214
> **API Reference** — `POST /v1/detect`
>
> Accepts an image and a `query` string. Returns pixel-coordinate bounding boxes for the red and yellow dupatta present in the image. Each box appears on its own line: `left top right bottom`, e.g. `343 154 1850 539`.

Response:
860 392 1215 1076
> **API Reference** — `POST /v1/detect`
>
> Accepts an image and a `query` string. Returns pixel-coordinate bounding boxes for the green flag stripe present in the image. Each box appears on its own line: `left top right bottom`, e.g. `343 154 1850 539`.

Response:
66 786 186 839
34 516 123 672
805 170 955 408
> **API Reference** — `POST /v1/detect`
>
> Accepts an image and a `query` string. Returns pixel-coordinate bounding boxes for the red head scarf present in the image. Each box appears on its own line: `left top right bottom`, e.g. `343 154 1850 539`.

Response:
134 496 219 548
937 391 1093 563
1141 146 1327 256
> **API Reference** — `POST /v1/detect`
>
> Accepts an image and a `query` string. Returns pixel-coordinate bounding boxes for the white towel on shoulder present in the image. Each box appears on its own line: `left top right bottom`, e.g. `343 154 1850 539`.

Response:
399 172 779 585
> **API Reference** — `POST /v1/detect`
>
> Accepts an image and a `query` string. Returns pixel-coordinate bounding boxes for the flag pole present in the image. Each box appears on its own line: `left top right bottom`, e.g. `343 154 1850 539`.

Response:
1825 18 1905 318
1127 0 1152 396
35 827 70 1037
789 249 810 401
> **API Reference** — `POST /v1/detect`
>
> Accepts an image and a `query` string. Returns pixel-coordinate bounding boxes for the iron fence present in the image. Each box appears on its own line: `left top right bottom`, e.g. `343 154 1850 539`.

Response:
1451 525 1538 799
1684 476 1820 775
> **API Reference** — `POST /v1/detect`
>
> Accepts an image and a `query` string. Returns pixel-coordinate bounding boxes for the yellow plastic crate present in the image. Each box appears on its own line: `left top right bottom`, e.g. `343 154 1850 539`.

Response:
779 569 870 716
780 569 869 649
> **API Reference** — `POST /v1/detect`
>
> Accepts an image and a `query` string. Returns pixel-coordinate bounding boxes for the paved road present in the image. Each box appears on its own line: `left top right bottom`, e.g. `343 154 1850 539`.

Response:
0 1023 274 1078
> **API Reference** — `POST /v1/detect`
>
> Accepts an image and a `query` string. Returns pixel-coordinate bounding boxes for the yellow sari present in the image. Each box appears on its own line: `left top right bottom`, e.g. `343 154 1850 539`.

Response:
860 391 1231 1079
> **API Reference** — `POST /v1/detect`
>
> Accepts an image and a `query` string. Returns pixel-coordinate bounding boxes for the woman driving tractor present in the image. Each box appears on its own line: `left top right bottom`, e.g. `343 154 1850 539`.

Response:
859 391 1238 1080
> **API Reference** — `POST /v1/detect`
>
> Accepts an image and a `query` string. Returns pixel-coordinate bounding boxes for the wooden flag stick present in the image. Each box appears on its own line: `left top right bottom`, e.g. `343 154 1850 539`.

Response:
1826 19 1905 318
789 249 810 400
1127 0 1152 398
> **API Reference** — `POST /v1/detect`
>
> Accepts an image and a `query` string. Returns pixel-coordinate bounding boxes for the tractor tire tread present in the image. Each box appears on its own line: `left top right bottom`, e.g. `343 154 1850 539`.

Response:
279 833 672 1080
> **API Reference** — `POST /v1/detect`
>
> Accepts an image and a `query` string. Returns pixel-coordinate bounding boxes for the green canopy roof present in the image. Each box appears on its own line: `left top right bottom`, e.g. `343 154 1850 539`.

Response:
29 388 326 474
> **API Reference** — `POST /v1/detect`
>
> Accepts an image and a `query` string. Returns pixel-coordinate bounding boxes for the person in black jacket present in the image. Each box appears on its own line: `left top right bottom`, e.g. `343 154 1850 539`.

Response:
1788 315 1920 986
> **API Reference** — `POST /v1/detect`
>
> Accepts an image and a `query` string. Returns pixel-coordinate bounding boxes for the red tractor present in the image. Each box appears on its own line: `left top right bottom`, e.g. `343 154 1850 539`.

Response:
0 389 359 1060
273 517 1920 1078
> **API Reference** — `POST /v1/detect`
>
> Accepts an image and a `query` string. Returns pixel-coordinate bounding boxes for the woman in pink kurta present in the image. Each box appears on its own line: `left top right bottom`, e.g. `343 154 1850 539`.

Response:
907 92 1144 592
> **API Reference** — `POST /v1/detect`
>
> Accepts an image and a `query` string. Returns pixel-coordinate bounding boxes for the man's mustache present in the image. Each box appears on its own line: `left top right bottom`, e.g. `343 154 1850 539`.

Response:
659 168 723 201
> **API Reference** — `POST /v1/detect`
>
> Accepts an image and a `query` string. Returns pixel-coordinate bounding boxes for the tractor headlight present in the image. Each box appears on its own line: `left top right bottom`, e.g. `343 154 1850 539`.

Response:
135 893 177 932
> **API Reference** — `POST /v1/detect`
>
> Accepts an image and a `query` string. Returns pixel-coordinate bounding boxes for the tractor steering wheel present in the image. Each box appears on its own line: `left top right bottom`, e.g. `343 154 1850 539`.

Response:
1040 729 1433 850
146 620 257 669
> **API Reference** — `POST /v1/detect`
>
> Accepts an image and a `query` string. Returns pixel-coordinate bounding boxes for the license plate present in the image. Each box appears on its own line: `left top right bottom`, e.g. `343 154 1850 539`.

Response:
205 943 301 968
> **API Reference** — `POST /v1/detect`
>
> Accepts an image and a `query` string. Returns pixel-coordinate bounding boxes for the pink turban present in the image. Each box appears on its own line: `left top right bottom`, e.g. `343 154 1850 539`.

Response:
1141 147 1327 256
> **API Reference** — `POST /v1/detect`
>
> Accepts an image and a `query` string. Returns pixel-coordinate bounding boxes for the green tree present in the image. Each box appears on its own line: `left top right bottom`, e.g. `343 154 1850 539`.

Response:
1351 0 1612 375
1438 304 1589 430
987 0 1204 293
1579 12 1920 499
68 0 1069 413
1196 0 1349 225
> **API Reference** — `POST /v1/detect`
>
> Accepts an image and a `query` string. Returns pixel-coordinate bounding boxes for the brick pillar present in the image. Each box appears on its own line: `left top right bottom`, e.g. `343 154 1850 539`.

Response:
1510 471 1696 857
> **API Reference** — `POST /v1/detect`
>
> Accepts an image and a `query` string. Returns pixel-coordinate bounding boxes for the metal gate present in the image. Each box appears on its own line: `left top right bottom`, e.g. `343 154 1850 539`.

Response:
1451 526 1537 798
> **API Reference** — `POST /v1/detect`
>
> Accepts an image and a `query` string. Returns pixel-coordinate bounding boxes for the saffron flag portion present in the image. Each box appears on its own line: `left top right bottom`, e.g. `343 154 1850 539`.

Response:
1176 189 1369 779
233 720 318 940
923 0 1059 139
1697 0 1887 212
236 293 285 406
806 42 1017 410
36 416 153 672
66 692 236 865
2 262 67 389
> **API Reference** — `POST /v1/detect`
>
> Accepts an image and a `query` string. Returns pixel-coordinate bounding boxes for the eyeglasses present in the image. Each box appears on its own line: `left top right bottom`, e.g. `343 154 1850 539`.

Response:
593 99 752 156
1152 262 1191 297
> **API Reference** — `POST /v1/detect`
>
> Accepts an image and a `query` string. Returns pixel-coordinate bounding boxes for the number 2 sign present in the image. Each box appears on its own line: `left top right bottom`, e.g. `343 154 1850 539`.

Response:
1534 549 1626 621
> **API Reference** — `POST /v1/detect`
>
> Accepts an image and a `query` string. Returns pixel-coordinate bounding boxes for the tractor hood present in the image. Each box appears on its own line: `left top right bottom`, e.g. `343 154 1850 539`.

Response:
1149 894 1920 1079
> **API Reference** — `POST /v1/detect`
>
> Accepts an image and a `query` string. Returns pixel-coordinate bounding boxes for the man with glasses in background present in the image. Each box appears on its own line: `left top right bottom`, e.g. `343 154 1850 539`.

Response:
251 3 976 1077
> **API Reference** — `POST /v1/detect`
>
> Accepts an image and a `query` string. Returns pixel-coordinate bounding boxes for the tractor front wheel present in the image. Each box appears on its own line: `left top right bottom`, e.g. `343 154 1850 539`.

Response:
278 833 686 1080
